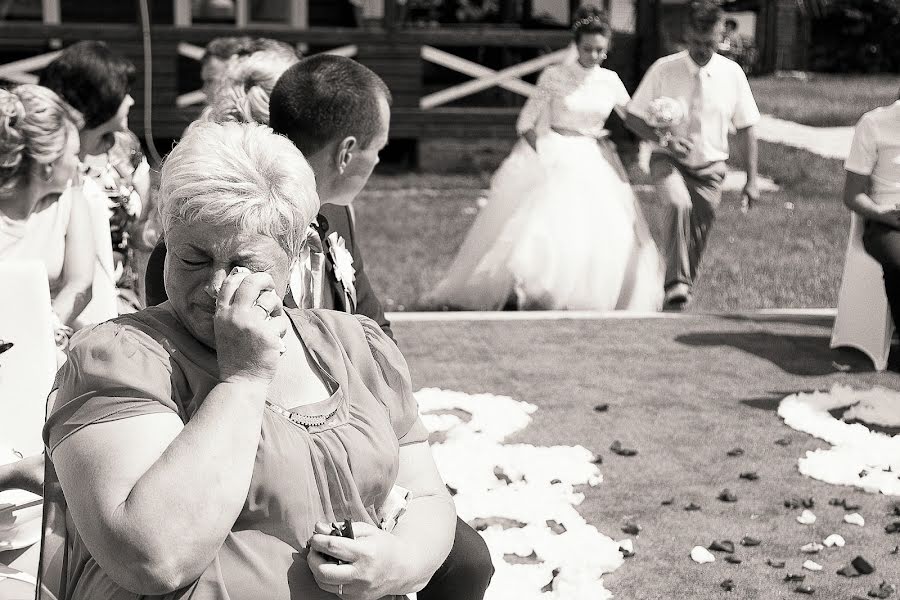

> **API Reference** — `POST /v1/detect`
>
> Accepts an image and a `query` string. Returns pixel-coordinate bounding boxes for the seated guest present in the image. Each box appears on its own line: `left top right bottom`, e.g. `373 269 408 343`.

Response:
0 85 93 330
200 36 299 102
40 40 153 317
203 47 299 125
146 55 495 600
40 121 456 599
843 88 900 326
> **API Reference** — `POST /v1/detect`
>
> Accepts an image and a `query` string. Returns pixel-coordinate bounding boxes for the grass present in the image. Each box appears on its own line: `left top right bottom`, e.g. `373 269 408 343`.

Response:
395 315 900 600
749 74 898 127
355 140 850 312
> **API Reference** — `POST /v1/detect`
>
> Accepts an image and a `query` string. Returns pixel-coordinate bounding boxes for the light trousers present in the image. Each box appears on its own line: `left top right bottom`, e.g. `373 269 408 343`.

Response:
649 153 727 289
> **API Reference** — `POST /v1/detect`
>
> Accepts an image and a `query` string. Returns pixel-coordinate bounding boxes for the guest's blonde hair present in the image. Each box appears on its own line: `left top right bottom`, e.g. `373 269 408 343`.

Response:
0 84 82 194
205 50 299 125
158 121 318 258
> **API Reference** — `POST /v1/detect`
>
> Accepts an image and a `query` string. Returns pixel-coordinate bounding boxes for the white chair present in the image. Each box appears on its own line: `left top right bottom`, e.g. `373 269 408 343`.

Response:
831 213 895 371
0 260 58 578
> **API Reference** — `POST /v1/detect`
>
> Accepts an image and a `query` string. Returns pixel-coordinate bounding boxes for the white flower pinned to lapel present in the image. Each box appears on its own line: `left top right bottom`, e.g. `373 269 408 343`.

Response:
327 231 357 307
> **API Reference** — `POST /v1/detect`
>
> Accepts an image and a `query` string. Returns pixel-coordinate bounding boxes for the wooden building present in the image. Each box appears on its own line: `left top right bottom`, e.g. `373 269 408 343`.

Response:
0 0 667 150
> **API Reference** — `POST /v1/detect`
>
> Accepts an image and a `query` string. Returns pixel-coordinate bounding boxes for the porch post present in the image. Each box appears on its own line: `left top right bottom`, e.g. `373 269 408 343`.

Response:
41 0 60 24
174 0 192 26
289 0 308 29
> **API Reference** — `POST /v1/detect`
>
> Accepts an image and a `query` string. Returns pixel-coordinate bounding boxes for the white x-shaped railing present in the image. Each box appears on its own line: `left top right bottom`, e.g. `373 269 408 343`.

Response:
419 45 572 110
175 42 361 108
0 50 63 85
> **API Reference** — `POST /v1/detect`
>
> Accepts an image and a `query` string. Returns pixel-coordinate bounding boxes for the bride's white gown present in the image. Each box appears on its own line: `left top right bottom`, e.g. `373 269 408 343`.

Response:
427 61 664 311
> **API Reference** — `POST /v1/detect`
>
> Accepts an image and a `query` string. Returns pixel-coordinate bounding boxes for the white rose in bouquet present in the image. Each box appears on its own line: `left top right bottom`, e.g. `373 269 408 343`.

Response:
647 97 686 148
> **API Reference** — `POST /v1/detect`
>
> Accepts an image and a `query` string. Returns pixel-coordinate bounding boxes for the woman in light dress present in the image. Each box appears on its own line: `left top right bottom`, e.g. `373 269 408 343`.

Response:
426 7 664 311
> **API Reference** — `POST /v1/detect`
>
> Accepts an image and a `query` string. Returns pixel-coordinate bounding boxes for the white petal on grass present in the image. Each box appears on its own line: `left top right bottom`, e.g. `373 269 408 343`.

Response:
844 513 865 527
691 546 715 564
823 534 845 547
802 560 823 571
797 509 816 525
778 385 900 496
415 388 623 599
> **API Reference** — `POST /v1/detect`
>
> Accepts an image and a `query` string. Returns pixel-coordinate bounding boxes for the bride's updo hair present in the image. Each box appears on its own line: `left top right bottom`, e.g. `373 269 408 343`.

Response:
0 85 81 194
572 5 612 41
205 49 300 126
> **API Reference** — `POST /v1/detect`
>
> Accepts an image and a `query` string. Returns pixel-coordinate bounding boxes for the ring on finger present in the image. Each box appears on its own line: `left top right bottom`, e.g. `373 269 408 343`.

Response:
252 299 269 315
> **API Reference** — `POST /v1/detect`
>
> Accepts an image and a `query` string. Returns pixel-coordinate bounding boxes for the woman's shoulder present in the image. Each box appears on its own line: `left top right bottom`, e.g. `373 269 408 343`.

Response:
297 308 391 357
67 308 176 370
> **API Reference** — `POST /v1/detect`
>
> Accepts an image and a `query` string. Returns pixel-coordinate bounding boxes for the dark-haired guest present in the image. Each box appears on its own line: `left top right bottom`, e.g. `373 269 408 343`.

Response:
146 55 495 600
843 89 900 327
427 6 663 311
625 0 761 310
40 40 154 314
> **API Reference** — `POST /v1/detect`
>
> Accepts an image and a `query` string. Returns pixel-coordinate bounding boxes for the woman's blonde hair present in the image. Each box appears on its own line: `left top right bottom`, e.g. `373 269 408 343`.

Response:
204 49 299 126
0 84 82 194
158 121 318 258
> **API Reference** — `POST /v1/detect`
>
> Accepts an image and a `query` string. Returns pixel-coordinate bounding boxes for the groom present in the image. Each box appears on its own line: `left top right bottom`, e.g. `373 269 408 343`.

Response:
144 54 494 600
625 0 761 310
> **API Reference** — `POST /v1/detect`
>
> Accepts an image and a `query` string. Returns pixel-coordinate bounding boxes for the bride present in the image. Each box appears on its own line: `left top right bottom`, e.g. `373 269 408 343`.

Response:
425 7 664 311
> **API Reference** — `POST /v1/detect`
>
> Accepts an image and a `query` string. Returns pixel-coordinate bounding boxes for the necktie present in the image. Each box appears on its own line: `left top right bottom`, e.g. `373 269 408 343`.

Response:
289 225 325 309
685 69 705 165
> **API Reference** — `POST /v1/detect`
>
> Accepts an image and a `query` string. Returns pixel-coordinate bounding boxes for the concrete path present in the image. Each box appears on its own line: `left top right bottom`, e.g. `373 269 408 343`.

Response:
756 114 854 160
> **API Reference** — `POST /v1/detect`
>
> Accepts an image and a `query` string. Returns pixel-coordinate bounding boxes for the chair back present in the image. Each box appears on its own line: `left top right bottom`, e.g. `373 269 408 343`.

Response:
831 213 896 370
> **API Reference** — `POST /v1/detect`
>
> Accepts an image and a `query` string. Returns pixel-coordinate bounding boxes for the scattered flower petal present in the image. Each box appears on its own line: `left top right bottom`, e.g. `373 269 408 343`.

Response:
726 448 745 457
691 546 715 564
718 489 738 503
797 509 817 525
767 559 786 568
802 560 823 571
720 579 735 592
845 513 866 527
708 540 735 553
741 536 761 547
823 534 845 547
785 574 806 582
800 542 824 554
851 555 875 575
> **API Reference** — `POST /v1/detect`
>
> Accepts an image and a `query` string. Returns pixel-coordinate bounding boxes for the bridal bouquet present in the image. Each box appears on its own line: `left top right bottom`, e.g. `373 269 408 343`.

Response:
647 97 685 147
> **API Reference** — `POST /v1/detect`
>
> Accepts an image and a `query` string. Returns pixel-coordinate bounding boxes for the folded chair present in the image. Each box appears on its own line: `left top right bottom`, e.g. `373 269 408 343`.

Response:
0 260 58 586
831 213 895 371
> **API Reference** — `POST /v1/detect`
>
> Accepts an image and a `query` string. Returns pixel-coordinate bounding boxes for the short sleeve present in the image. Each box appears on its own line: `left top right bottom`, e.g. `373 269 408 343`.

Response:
516 68 556 136
43 321 179 454
731 66 760 130
626 61 661 120
356 316 428 446
611 73 631 117
845 114 877 176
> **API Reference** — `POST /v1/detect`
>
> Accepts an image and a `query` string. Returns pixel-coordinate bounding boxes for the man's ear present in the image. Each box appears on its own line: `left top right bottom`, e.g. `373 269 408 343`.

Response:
336 136 357 175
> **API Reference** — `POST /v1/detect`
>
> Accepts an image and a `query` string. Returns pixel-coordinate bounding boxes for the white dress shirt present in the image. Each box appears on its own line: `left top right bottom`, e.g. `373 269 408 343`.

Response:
516 62 631 139
845 100 900 205
628 51 760 167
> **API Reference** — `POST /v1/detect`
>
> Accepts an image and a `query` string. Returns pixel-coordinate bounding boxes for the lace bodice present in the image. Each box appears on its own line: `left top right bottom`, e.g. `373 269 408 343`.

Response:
516 62 630 138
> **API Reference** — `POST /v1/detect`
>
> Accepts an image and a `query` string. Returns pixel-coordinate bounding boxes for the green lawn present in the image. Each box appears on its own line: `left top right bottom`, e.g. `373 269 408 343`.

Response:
395 315 900 600
749 74 898 127
355 141 850 312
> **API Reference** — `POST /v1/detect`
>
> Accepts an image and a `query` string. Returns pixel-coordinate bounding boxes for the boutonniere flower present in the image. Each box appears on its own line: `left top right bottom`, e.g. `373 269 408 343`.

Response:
326 232 357 307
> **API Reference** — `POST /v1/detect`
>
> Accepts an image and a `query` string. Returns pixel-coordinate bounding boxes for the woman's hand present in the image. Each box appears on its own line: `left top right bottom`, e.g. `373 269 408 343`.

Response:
307 521 406 600
214 269 289 385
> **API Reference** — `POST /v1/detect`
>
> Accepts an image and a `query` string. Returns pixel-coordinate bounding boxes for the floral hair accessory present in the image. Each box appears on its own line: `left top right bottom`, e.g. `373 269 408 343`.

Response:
572 15 608 33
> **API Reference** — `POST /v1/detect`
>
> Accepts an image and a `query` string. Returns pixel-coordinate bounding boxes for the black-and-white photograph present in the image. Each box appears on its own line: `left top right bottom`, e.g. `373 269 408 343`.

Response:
0 0 898 598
